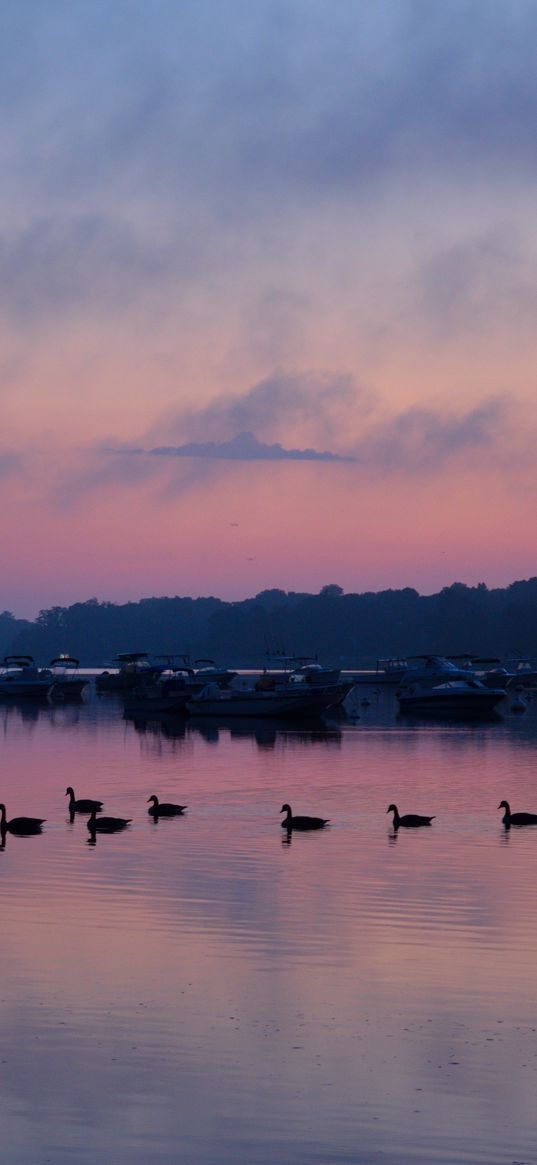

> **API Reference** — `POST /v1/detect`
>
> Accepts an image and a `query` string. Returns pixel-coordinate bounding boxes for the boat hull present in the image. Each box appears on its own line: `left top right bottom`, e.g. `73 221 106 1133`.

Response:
186 683 350 718
48 679 88 701
0 679 54 699
397 687 505 717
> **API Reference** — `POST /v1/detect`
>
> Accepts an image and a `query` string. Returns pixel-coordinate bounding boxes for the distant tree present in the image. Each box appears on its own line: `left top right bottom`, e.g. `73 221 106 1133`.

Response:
6 576 537 666
255 589 287 610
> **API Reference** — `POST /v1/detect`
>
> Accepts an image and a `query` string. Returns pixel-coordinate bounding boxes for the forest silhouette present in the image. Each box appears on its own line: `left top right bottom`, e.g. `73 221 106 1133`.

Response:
1 578 536 667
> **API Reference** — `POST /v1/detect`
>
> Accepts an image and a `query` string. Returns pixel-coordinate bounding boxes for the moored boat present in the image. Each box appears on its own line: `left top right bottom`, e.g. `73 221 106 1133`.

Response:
123 672 194 716
193 659 238 687
96 652 163 693
0 657 54 699
186 679 349 718
43 656 88 700
397 677 505 717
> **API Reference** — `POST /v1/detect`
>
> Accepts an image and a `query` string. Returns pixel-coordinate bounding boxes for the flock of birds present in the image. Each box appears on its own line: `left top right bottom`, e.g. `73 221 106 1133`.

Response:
386 800 537 829
0 788 187 839
0 794 536 839
283 800 537 830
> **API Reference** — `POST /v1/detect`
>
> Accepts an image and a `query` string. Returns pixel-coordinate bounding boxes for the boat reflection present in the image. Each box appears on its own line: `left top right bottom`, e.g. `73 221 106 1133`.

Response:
0 700 84 730
125 710 342 748
187 716 342 748
396 708 503 726
123 711 188 741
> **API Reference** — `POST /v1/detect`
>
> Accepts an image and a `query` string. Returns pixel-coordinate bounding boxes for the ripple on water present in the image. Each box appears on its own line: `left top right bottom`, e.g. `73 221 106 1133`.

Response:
1 701 537 1162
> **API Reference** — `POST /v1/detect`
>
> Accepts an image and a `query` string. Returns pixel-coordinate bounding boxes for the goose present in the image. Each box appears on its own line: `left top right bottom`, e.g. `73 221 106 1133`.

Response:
498 799 537 826
147 794 187 817
0 803 45 835
86 808 131 834
66 786 103 814
280 803 329 831
387 804 435 828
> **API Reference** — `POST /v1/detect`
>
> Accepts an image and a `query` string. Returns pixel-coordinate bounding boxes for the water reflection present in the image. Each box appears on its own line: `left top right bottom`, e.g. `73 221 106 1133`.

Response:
123 710 188 741
125 711 343 750
1 690 537 1162
0 825 46 850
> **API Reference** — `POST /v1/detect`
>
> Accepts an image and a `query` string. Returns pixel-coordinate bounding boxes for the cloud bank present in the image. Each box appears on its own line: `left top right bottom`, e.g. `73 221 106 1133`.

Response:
149 431 351 462
106 375 511 478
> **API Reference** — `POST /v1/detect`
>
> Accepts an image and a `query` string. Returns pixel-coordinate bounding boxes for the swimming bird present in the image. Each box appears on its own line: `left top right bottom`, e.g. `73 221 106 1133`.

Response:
86 808 131 834
0 803 45 835
66 786 103 814
280 803 329 831
147 794 187 817
387 804 435 828
498 799 537 826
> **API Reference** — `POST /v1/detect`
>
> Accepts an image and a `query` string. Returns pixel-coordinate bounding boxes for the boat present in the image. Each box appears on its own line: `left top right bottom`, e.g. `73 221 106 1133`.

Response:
41 656 88 700
396 676 505 717
494 658 537 688
0 655 89 701
96 653 163 693
349 655 476 686
261 655 342 684
123 669 196 716
123 655 239 716
257 656 354 702
193 659 238 687
460 657 537 691
186 679 350 718
0 657 55 699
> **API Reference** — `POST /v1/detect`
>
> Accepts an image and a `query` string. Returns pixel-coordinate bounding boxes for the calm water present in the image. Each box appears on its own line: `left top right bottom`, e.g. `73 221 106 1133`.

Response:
1 686 537 1164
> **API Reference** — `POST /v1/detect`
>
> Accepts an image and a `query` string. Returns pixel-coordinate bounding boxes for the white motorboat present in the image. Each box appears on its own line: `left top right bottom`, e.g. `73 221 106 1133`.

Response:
0 655 89 701
350 655 476 686
96 652 163 693
0 657 55 699
258 656 354 701
186 679 349 718
193 658 238 686
42 656 88 700
397 676 505 717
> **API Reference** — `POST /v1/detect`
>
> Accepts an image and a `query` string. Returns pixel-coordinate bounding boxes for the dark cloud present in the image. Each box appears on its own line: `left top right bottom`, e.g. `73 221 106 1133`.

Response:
51 443 163 509
1 2 537 332
417 226 537 336
6 0 537 209
149 372 366 448
351 396 507 472
108 381 510 477
149 430 352 462
0 451 21 479
0 215 200 325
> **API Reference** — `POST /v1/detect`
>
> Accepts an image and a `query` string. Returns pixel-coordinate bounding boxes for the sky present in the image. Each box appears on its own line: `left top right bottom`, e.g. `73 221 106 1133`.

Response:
2 0 537 617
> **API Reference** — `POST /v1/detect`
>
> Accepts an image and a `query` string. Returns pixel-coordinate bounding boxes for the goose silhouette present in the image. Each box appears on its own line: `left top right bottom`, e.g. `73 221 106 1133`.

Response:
66 787 103 814
0 803 45 835
387 804 435 828
280 803 329 831
87 808 131 834
147 794 187 817
498 799 537 826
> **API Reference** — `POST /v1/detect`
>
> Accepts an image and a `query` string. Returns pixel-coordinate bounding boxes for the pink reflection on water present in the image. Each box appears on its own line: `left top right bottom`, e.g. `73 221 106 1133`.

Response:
0 695 536 1161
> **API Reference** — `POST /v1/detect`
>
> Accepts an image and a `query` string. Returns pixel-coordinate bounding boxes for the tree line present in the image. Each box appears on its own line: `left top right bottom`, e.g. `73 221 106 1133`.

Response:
0 578 536 667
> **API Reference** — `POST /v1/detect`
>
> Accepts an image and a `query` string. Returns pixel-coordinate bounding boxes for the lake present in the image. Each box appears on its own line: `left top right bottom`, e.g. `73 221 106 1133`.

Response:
1 685 537 1164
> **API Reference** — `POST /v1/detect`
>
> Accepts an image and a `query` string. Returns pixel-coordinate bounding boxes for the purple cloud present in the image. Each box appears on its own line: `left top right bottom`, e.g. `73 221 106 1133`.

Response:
149 430 352 462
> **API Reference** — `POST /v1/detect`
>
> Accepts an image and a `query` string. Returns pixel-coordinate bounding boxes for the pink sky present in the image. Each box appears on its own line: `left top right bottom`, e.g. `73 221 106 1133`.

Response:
1 4 537 617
